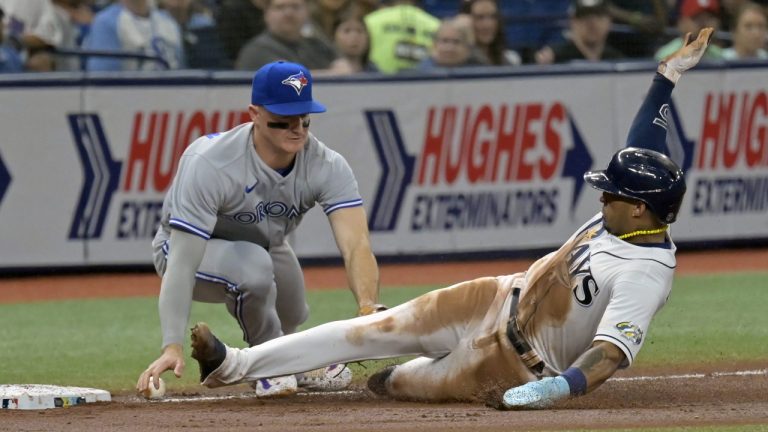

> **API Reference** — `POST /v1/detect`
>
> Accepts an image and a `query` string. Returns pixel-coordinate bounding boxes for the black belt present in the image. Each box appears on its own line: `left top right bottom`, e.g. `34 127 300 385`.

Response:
506 287 544 374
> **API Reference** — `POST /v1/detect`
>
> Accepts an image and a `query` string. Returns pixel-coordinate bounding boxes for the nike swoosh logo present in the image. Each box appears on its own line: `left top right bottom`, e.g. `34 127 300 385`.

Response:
245 181 258 193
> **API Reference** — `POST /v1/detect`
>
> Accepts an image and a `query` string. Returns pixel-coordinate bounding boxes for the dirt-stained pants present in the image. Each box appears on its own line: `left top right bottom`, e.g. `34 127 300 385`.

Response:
204 275 538 402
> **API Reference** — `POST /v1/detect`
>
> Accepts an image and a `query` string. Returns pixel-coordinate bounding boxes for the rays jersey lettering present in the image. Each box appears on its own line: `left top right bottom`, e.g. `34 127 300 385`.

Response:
524 213 676 373
153 123 362 249
569 244 598 306
567 222 605 307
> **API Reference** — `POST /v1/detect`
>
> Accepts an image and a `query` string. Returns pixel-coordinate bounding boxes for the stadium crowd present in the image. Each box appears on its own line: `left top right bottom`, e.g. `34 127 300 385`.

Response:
0 0 766 74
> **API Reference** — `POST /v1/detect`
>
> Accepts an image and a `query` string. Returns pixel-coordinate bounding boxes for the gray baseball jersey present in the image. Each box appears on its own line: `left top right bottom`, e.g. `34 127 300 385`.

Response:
153 122 362 250
152 122 362 347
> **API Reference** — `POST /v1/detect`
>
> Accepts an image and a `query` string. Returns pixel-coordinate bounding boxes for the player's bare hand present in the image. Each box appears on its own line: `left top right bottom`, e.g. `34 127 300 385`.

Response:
659 27 713 83
136 343 185 392
358 303 388 316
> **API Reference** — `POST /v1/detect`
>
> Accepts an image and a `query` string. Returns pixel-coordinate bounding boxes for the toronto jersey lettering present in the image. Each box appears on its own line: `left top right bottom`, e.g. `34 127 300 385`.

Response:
524 213 676 373
152 123 363 252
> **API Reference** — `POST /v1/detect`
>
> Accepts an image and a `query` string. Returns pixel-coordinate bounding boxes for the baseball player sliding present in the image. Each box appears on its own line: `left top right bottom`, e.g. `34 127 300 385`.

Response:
136 61 386 397
189 29 714 409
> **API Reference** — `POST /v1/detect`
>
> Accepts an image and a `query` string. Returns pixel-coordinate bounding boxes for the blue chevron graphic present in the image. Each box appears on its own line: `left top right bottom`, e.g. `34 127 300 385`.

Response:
562 113 594 218
67 114 123 239
0 151 10 208
364 110 416 232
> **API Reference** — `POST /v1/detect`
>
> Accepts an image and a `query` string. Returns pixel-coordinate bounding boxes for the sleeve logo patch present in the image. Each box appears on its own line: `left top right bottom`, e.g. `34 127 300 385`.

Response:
616 321 643 345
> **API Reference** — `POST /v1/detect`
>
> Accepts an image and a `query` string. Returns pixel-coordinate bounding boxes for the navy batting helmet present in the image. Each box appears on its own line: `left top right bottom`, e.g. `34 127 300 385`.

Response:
584 147 686 224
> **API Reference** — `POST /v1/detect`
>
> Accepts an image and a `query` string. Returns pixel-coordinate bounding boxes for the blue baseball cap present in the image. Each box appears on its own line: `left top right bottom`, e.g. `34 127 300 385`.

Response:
250 61 327 116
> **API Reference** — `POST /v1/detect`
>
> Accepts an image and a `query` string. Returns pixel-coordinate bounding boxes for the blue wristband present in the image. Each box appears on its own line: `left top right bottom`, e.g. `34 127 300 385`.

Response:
560 367 587 396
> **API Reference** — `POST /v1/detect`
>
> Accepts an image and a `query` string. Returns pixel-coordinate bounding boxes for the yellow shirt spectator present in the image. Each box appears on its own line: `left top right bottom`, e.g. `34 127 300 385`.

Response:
365 4 440 74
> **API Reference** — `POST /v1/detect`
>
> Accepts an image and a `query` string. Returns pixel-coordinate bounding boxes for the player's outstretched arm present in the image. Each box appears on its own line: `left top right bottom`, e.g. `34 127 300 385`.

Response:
328 206 386 316
494 341 624 410
625 27 713 156
136 229 207 393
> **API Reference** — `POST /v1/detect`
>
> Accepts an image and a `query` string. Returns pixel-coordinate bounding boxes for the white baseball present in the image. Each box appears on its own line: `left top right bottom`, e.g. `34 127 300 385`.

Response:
141 377 166 400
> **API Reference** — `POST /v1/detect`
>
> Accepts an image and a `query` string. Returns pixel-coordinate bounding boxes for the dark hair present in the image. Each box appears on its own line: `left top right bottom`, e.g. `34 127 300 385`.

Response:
460 0 508 65
332 5 372 68
731 2 767 30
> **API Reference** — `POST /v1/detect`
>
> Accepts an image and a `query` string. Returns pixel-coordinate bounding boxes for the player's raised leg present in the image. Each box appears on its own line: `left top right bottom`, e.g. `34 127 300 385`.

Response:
190 277 506 390
269 243 349 391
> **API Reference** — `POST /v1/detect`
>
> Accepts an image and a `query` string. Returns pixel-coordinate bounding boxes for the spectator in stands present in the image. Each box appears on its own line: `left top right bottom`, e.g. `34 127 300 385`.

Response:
214 0 265 66
459 0 521 66
329 5 377 73
719 0 768 31
607 0 669 58
535 0 625 64
655 0 724 60
0 5 24 72
308 0 350 43
723 2 767 58
416 17 483 70
83 0 184 70
0 0 65 71
51 0 93 70
235 0 339 71
158 0 230 69
364 0 440 74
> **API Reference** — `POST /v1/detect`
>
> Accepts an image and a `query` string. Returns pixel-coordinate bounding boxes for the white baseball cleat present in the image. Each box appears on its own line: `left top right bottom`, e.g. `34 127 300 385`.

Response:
297 364 353 392
251 375 298 397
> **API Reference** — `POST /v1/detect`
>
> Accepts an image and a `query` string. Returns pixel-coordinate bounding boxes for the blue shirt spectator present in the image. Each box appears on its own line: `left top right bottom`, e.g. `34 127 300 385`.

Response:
0 44 23 72
0 4 23 72
83 0 183 71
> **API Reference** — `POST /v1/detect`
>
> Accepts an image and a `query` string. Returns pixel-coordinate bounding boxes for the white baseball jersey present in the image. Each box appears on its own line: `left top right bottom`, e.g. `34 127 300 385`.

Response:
525 213 676 373
0 0 63 46
152 122 363 253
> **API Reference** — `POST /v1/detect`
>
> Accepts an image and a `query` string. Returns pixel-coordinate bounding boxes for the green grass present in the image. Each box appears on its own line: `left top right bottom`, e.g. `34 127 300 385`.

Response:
0 272 766 393
639 271 768 365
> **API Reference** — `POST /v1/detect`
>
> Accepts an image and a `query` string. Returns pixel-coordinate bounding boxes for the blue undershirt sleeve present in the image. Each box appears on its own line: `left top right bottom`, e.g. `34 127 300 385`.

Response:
624 73 675 155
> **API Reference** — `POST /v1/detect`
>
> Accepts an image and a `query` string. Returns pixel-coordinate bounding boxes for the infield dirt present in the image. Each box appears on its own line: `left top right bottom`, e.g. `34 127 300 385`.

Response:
1 248 767 431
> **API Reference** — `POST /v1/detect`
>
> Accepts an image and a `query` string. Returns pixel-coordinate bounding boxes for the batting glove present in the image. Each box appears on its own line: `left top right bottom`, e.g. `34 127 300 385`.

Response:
658 27 713 84
499 376 570 410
